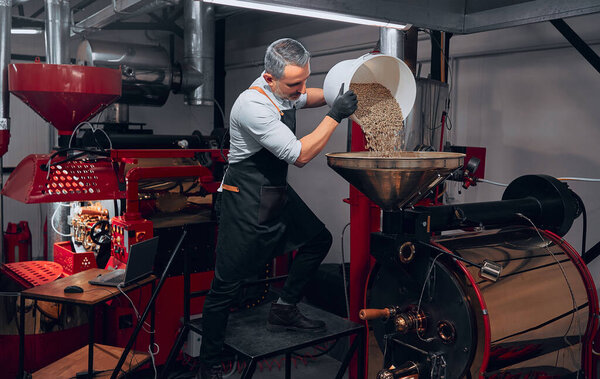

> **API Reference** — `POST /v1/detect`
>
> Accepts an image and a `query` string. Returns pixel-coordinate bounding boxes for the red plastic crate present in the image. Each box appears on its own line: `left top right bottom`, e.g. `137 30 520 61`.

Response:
54 241 97 275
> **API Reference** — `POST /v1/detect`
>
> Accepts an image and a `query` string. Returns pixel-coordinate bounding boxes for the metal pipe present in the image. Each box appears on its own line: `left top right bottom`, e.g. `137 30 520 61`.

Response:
183 0 214 106
1 0 12 262
1 0 10 156
104 103 130 124
45 0 70 260
83 133 205 149
383 197 543 235
379 27 405 59
76 40 173 106
45 0 70 64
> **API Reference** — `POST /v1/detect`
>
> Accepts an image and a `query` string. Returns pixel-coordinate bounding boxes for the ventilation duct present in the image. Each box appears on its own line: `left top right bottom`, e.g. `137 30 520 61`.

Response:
45 0 71 258
77 40 174 106
182 0 215 106
379 28 405 60
45 0 70 64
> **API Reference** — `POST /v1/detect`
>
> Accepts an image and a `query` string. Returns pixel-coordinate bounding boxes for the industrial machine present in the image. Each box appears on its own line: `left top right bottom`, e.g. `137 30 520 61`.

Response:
3 59 223 262
327 151 598 378
0 53 226 375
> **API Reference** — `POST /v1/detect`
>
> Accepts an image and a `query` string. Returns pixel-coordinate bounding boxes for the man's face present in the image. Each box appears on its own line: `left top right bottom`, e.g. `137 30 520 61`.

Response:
264 63 310 101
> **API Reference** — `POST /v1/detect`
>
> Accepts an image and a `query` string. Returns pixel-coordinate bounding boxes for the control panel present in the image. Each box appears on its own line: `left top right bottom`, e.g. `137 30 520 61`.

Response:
109 216 153 266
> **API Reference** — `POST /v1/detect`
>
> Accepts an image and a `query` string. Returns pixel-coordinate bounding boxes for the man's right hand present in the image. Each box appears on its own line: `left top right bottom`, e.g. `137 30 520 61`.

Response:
326 84 358 123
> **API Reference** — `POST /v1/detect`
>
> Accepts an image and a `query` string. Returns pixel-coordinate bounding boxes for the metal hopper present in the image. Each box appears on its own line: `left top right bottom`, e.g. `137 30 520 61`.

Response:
326 151 465 210
8 62 121 135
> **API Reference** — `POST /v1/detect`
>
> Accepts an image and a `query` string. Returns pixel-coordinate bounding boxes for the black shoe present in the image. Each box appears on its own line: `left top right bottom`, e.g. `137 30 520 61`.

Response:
267 302 326 332
197 363 223 379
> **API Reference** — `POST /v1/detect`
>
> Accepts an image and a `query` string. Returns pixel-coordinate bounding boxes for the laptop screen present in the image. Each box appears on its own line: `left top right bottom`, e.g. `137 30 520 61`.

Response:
123 237 160 285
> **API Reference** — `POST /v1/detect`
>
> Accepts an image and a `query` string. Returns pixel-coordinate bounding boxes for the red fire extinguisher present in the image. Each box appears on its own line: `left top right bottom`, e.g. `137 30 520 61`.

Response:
4 221 32 263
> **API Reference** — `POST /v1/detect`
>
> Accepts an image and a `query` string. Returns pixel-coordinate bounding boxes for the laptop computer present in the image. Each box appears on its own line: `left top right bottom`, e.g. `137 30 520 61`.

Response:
89 237 160 287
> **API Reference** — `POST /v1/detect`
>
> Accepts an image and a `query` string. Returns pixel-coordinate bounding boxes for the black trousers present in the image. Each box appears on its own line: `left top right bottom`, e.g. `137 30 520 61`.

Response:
199 227 332 365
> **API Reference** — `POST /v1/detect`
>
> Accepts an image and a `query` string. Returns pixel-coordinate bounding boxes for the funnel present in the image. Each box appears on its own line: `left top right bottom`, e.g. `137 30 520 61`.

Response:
327 151 465 210
8 63 121 135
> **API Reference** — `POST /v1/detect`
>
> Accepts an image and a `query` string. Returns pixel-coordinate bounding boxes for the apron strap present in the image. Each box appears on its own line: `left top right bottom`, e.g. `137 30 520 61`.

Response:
249 86 284 116
222 184 239 193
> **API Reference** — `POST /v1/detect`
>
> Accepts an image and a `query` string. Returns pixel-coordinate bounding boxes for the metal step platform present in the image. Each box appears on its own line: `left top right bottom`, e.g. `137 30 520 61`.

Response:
189 302 365 379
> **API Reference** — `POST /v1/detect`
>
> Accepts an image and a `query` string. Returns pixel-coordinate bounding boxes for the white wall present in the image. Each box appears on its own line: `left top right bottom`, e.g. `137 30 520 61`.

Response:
444 14 600 277
3 34 54 257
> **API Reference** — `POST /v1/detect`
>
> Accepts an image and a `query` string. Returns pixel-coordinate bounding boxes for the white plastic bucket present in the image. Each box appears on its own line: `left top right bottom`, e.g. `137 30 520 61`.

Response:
323 53 417 125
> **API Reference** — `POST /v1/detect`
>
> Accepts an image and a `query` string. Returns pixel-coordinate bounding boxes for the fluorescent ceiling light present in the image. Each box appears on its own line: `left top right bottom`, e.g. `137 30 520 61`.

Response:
11 28 43 35
203 0 410 30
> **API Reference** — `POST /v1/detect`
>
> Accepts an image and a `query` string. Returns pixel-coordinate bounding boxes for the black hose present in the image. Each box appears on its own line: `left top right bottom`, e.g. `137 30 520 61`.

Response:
571 191 587 257
51 152 87 167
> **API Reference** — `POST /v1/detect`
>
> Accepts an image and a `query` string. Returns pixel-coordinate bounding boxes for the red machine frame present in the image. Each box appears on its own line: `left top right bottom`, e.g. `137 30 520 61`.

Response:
107 163 214 268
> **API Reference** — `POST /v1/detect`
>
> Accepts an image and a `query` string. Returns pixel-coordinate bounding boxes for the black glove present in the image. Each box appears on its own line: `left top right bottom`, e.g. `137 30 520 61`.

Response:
327 84 358 123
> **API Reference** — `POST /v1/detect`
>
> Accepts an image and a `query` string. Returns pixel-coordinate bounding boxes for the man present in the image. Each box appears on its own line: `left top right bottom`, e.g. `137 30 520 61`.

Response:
198 38 357 379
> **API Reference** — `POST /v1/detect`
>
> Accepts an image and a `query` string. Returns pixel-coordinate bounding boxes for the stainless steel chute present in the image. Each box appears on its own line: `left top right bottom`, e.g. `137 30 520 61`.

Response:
326 151 465 210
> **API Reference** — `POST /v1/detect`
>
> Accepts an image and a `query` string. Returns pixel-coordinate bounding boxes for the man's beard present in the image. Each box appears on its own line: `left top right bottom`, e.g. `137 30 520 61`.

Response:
273 83 300 101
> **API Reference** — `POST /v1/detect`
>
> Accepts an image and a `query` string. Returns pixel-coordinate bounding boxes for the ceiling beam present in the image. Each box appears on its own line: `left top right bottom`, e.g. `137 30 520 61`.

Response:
214 0 600 34
103 20 184 38
12 15 44 28
75 0 159 30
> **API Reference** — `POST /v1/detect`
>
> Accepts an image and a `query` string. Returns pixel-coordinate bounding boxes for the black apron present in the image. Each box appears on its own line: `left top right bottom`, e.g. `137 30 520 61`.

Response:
215 92 325 281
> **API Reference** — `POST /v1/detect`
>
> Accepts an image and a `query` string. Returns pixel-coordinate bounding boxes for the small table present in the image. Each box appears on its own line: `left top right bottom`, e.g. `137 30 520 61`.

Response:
18 268 156 378
190 302 365 379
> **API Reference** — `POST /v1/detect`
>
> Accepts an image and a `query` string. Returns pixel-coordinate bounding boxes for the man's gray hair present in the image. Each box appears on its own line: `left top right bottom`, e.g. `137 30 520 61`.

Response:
264 38 310 79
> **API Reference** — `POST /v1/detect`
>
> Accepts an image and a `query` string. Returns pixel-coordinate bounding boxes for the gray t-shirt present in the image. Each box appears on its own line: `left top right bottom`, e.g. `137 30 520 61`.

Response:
227 74 307 165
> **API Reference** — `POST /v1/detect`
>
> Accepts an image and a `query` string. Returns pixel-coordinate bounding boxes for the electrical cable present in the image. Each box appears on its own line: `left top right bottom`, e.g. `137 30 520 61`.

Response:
478 178 508 187
212 97 230 163
68 119 113 152
340 222 351 318
570 191 587 255
148 342 159 379
51 152 87 167
213 98 227 129
415 253 444 343
420 28 457 143
446 114 454 131
45 147 110 180
116 283 159 378
51 202 72 237
68 122 95 149
84 287 123 306
515 213 580 366
558 177 600 182
116 283 154 333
